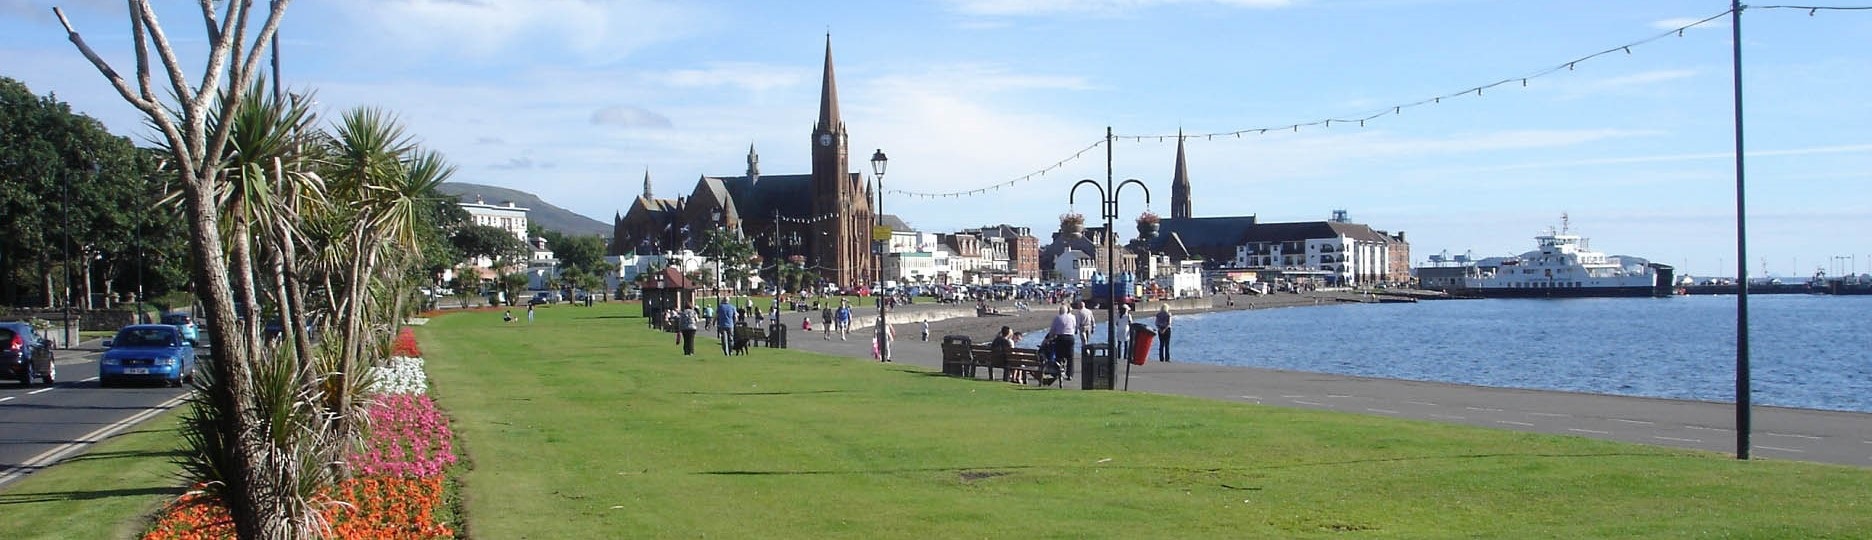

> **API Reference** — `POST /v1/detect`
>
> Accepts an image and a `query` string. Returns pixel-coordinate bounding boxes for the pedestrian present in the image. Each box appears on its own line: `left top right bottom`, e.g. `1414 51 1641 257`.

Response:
503 309 514 323
992 326 1022 383
920 319 930 342
678 303 699 355
1155 304 1173 362
821 306 833 339
716 297 739 355
1074 300 1095 345
1048 305 1077 382
836 301 852 341
527 304 535 325
873 322 894 361
1115 304 1133 358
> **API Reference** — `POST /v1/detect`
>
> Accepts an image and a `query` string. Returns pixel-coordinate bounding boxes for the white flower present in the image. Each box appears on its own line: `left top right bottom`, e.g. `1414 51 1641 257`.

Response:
368 356 430 395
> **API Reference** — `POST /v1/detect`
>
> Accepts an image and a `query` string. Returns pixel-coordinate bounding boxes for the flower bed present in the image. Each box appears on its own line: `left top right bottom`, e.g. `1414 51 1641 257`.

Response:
144 326 456 539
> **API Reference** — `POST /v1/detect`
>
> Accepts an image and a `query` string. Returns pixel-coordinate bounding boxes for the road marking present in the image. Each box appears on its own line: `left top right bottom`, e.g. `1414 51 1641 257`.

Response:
1763 432 1822 440
1496 420 1535 427
1466 406 1504 412
1280 395 1305 399
1404 401 1438 407
0 393 189 489
1569 428 1611 435
0 396 13 402
1429 414 1467 420
28 388 52 395
82 376 98 382
1752 445 1805 453
1238 395 1260 400
1366 408 1400 414
1611 419 1655 426
1684 425 1732 432
1653 436 1702 443
1326 394 1352 398
1292 400 1327 406
1528 412 1570 418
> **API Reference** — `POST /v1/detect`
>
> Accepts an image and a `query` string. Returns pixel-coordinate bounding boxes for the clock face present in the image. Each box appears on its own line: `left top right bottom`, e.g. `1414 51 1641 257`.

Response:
819 133 833 147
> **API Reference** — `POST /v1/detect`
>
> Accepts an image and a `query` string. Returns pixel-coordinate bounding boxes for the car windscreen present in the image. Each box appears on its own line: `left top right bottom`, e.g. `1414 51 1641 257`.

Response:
161 314 191 325
114 328 178 347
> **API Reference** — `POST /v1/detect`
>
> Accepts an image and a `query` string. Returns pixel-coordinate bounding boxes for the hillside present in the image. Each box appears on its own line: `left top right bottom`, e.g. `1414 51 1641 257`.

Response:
438 182 611 237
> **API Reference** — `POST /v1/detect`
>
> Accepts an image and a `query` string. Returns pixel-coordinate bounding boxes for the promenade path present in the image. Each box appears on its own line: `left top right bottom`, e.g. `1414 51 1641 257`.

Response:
767 293 1872 468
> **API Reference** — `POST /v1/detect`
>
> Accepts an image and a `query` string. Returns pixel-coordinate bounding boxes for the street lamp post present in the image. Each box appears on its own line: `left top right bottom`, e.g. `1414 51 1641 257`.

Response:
871 149 890 363
1069 127 1150 390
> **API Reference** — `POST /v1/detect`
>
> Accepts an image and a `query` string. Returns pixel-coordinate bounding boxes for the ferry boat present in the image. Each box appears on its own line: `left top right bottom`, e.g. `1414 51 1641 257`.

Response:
1428 217 1674 298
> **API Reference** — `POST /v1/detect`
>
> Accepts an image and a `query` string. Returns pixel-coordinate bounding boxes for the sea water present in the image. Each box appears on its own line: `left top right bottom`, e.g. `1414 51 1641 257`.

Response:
1024 295 1872 413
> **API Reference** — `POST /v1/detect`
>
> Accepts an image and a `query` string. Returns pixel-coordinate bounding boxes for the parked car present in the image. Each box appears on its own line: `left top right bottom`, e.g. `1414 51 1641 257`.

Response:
99 324 197 387
0 321 55 385
160 311 199 342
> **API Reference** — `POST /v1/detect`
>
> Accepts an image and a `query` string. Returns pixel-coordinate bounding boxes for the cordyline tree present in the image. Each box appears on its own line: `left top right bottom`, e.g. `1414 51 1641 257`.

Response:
51 2 311 538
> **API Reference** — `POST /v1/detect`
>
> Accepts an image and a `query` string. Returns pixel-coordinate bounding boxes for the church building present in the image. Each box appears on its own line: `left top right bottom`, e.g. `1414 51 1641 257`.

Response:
608 37 878 289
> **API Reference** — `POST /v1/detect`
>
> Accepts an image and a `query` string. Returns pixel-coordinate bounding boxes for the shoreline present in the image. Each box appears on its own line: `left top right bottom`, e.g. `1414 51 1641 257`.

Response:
773 292 1872 466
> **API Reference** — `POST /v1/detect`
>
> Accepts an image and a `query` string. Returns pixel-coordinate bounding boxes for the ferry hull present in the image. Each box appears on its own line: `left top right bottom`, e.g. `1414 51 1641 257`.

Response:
1457 286 1667 299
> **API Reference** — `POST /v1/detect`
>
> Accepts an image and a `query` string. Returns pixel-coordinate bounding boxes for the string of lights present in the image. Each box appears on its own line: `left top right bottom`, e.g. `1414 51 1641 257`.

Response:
884 138 1107 199
1117 8 1737 141
883 5 1868 200
772 212 841 224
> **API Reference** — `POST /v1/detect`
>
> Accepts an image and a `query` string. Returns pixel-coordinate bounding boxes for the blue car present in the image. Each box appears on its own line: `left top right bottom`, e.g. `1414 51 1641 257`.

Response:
160 311 199 342
100 324 198 387
1 321 55 386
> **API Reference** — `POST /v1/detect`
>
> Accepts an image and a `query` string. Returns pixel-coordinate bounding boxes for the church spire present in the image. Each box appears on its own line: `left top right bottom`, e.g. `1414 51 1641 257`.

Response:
642 168 653 200
1171 130 1193 219
747 143 761 182
816 34 841 135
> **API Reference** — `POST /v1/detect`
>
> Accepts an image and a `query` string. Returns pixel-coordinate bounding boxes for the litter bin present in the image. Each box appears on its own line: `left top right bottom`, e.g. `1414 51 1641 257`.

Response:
1080 343 1115 390
1128 323 1156 365
769 322 787 348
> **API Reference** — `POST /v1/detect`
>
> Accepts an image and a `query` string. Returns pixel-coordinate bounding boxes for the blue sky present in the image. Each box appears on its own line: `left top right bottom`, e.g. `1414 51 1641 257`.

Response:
5 0 1870 278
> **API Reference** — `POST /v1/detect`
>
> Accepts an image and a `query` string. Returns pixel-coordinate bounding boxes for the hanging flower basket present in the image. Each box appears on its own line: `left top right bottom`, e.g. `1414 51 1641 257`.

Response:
1136 211 1160 225
1059 212 1086 233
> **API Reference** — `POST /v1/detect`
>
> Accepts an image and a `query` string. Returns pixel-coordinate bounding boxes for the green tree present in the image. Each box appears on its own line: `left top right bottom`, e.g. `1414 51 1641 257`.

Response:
699 227 755 292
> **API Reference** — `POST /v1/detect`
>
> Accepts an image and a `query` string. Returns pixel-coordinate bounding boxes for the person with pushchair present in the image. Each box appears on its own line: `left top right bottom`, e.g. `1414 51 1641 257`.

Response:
1044 305 1077 385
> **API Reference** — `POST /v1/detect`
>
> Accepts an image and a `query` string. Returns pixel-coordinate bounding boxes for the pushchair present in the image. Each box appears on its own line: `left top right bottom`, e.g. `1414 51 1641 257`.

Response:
1035 336 1064 388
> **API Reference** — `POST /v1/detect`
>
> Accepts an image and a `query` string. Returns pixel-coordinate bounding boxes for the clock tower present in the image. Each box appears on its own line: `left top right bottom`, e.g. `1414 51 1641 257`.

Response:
810 35 872 288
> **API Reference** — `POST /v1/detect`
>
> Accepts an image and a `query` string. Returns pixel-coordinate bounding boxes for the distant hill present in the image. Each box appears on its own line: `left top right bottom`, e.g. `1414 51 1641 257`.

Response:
438 182 611 237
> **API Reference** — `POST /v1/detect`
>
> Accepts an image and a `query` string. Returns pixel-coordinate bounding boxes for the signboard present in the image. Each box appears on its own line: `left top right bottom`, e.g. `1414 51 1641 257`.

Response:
871 225 893 241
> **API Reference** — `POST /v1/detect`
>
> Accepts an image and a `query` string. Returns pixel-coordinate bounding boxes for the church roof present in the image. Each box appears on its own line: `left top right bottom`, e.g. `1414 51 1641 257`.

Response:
707 174 817 221
1150 215 1259 252
817 35 842 134
880 214 912 232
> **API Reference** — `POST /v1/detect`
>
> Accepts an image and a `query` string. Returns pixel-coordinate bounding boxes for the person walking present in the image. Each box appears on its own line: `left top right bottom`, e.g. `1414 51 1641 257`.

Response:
1115 304 1133 358
1047 305 1077 383
678 303 699 355
821 306 834 339
1154 304 1173 362
716 297 739 355
920 319 930 342
526 304 535 325
836 301 852 341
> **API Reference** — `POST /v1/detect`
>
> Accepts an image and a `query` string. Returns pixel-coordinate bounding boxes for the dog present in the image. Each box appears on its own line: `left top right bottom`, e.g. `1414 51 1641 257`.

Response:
730 335 752 355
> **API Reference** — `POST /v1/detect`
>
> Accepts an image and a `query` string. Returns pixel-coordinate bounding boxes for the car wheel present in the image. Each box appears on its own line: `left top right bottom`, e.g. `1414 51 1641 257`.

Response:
182 372 195 386
98 377 112 388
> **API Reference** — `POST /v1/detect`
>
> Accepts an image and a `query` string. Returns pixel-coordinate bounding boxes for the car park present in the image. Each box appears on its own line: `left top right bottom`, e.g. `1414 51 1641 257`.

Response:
100 324 197 387
0 321 55 385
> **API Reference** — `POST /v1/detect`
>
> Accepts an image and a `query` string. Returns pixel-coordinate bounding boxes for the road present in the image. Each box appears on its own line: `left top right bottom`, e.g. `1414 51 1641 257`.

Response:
0 344 188 489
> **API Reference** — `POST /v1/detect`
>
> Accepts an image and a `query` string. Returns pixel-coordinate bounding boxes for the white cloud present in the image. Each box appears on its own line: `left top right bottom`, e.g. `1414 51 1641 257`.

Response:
657 62 808 93
328 0 701 63
945 0 1293 17
591 105 674 129
1651 15 1728 31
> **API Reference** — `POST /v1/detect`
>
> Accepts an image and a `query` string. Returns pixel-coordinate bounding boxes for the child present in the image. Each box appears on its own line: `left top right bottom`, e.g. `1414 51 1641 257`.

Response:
502 310 514 323
801 316 813 332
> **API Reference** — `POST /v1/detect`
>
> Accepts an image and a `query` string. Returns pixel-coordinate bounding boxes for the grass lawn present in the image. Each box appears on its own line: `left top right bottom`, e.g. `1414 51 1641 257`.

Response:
422 302 1872 539
0 411 187 540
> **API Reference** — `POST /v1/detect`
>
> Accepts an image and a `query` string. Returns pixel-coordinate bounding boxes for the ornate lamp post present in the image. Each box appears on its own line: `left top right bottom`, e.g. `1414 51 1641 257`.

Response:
871 149 890 362
1070 128 1150 389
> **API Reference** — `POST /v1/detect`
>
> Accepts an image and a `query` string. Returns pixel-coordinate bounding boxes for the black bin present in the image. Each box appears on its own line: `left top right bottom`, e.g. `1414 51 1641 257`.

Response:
768 323 787 348
1080 343 1115 390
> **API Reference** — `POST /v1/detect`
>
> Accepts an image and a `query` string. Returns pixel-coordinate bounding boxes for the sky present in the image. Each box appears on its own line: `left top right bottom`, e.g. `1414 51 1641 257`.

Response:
4 0 1870 279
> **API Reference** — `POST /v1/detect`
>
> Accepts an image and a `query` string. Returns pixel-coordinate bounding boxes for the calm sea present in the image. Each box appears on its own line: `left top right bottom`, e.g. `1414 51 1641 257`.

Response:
1024 295 1872 413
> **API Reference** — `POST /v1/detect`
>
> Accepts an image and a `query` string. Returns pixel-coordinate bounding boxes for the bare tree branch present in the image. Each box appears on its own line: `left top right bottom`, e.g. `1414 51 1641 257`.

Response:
128 0 153 104
130 1 196 118
197 0 221 44
53 5 188 171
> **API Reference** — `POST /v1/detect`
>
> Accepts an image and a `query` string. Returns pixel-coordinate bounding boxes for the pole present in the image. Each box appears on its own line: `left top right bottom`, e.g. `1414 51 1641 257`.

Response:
61 167 71 349
1109 126 1125 390
876 173 889 362
1729 0 1752 460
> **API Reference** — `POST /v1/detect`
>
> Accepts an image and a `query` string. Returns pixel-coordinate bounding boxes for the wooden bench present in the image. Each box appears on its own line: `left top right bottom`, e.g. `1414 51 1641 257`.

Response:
966 343 1055 386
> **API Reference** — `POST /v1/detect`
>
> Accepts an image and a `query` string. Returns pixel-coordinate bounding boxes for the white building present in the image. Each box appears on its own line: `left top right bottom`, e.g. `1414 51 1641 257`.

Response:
1229 220 1394 286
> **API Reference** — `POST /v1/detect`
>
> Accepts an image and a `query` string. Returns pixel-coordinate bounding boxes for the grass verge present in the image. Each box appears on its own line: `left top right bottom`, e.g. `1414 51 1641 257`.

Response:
0 410 186 539
422 302 1872 539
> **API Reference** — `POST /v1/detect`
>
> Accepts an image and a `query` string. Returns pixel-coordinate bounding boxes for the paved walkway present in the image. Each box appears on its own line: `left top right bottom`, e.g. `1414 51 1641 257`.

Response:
769 295 1872 468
